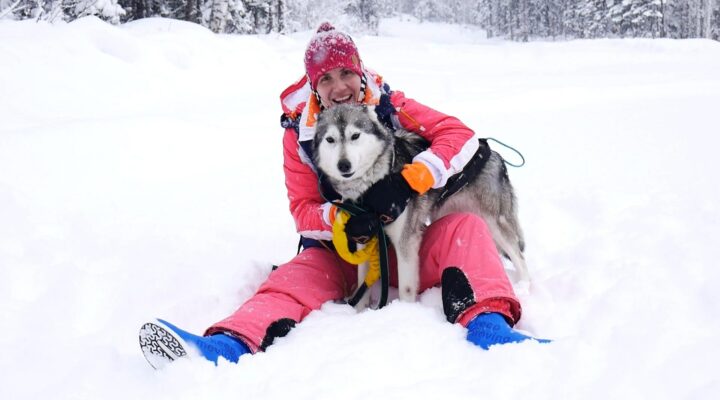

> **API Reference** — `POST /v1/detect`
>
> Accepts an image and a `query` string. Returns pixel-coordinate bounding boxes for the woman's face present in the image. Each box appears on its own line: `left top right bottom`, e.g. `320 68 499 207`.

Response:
315 67 362 108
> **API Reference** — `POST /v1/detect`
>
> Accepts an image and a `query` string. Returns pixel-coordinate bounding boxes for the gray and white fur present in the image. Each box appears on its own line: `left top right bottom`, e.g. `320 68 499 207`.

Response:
313 104 528 309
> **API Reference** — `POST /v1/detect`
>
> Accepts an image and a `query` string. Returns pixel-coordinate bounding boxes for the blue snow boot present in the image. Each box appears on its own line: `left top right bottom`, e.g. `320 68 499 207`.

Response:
466 312 551 350
139 319 250 369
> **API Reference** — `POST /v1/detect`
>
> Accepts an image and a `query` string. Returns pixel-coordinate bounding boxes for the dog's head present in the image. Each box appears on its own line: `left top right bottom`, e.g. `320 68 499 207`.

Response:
313 104 392 183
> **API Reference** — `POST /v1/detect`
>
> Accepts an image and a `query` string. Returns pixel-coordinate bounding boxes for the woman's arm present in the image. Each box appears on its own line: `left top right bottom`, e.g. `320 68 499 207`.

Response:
390 91 480 189
282 128 334 240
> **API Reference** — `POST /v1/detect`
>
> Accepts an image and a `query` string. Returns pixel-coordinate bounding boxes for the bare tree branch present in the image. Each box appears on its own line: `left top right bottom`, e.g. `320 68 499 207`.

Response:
0 0 22 19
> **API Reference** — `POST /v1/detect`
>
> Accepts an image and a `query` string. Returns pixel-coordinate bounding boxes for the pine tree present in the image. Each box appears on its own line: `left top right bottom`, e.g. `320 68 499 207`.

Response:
627 0 663 38
414 0 440 22
73 0 126 23
575 0 610 38
346 0 380 33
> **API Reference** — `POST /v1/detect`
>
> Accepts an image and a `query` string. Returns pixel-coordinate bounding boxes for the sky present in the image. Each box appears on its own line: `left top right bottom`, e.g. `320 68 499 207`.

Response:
1 15 719 400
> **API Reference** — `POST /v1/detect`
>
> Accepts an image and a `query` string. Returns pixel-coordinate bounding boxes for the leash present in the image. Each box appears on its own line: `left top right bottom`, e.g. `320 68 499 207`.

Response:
332 201 391 309
486 137 526 168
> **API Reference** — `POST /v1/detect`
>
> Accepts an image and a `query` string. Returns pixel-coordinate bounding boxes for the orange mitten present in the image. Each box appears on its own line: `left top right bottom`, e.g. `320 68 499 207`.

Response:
401 162 435 195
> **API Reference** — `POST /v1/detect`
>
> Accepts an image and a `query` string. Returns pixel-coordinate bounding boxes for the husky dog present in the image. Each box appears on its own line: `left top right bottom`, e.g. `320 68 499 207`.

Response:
313 104 528 307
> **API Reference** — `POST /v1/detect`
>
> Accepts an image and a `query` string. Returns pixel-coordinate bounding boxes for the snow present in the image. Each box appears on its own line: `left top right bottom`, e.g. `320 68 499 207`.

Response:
2 15 720 400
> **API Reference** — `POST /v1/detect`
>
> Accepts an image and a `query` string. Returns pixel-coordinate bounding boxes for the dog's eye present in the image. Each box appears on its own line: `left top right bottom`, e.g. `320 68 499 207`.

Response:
325 137 335 144
351 133 360 140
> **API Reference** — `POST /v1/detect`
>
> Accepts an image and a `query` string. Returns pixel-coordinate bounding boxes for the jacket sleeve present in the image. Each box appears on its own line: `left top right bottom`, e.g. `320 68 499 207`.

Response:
282 128 334 240
390 91 480 188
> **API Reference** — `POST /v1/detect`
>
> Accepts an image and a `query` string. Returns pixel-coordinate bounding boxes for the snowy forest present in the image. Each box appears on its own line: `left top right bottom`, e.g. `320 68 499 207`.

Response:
1 0 719 40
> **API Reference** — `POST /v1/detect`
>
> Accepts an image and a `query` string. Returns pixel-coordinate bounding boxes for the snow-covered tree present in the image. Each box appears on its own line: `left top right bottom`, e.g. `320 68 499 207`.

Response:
626 0 664 37
346 0 380 33
73 0 126 24
572 0 609 38
209 0 228 32
0 0 23 19
713 0 720 40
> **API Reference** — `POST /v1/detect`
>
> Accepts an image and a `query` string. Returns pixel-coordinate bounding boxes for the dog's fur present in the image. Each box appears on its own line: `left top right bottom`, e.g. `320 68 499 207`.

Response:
313 104 528 308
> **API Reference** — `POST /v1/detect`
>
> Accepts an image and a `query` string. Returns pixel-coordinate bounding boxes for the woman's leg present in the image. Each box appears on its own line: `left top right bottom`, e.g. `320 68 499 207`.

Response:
417 213 522 326
205 247 357 352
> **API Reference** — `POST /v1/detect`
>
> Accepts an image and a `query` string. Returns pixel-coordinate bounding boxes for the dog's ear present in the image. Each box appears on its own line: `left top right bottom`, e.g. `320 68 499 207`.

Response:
312 123 325 153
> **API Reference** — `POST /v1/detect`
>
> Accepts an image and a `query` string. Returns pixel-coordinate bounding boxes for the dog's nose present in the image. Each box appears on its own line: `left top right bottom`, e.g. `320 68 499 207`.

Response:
337 159 351 173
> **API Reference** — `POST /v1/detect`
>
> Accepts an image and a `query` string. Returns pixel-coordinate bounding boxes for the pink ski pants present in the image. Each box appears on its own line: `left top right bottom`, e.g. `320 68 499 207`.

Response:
206 213 521 352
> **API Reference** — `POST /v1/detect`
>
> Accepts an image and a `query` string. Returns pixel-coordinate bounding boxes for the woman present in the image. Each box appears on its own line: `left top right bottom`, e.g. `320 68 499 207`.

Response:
139 23 548 369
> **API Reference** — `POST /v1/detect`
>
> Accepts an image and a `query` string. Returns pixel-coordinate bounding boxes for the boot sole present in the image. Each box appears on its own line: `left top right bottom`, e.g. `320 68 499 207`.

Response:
139 321 188 369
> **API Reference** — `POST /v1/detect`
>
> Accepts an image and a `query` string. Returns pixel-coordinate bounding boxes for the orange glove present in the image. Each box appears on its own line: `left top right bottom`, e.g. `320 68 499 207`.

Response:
401 162 435 195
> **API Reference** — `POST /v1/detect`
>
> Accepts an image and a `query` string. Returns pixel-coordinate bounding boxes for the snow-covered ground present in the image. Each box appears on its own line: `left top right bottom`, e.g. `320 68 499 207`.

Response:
2 16 720 400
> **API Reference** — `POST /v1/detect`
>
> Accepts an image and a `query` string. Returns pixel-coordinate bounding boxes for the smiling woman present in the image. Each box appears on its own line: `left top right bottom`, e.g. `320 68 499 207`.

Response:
315 68 363 108
305 22 365 108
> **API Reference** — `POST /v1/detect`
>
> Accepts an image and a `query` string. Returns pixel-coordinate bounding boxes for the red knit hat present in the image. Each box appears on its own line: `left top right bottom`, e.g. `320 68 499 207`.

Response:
304 22 363 89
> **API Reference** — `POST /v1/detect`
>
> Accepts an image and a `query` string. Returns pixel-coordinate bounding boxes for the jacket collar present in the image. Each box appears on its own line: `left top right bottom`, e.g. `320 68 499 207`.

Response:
280 69 387 142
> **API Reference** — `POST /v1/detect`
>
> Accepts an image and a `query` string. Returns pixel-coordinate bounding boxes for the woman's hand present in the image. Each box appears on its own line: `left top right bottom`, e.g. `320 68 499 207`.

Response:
344 212 381 246
358 172 413 224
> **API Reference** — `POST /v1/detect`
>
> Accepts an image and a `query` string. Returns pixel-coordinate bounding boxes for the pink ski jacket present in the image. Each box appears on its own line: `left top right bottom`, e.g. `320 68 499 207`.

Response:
280 69 479 241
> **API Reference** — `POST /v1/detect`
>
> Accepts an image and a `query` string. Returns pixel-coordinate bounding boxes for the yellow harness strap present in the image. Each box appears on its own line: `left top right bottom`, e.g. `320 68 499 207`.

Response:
332 210 381 287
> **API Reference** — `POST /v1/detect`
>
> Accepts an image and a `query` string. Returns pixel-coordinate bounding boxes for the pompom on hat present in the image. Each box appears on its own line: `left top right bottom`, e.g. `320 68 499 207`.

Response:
304 22 363 89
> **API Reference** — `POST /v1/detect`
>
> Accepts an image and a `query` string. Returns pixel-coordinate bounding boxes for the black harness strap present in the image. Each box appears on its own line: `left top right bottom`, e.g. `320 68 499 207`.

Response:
374 88 397 132
438 139 492 203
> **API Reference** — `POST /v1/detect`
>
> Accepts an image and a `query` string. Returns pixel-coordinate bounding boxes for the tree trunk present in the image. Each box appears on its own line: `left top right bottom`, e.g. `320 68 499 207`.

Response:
185 0 196 23
660 0 666 38
210 0 229 33
705 0 714 38
277 0 284 33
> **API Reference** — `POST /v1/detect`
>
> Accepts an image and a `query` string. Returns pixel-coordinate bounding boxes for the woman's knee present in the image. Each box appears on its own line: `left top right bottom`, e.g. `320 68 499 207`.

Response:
261 247 352 302
426 212 491 241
